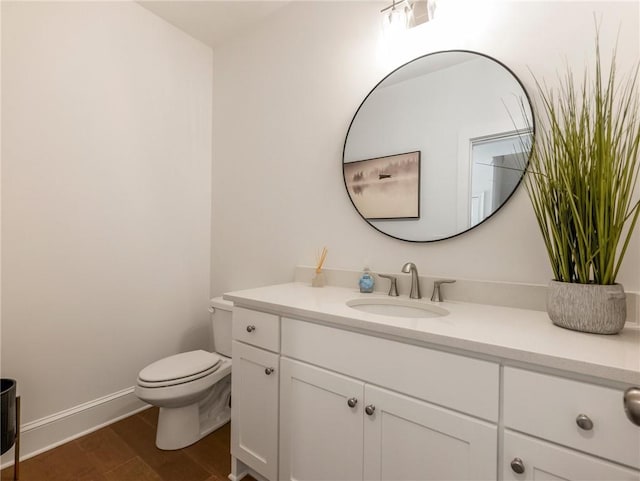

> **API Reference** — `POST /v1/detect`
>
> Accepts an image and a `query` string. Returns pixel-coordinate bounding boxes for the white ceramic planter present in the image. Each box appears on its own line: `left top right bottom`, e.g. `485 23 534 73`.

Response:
547 281 627 334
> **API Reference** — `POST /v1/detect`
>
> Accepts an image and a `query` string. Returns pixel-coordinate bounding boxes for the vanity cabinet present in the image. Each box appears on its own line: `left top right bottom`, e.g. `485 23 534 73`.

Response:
279 317 499 481
231 308 280 481
226 295 640 481
503 367 640 480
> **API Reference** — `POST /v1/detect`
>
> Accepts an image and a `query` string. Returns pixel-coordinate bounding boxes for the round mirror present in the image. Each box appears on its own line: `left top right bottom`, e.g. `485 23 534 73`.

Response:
343 50 534 242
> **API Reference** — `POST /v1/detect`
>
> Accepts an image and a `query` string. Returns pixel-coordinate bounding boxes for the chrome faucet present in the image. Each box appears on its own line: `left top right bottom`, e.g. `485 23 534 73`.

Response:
401 262 421 299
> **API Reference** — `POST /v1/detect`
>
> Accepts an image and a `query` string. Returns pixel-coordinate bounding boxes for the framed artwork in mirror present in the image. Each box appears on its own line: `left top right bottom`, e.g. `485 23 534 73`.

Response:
344 151 420 220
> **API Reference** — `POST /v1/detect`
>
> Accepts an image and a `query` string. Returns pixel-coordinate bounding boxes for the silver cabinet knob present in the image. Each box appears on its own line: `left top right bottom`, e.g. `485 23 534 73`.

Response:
510 458 525 474
264 367 274 375
576 414 594 431
624 387 640 426
246 325 256 333
347 397 358 408
365 404 376 416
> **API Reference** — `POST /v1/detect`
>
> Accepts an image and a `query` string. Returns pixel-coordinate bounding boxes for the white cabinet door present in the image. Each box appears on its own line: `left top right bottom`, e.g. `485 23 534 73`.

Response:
279 358 364 481
504 431 640 481
231 341 279 481
363 384 497 481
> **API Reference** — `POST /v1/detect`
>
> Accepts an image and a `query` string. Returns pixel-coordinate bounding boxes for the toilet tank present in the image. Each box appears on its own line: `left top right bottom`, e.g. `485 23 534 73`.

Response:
210 297 233 358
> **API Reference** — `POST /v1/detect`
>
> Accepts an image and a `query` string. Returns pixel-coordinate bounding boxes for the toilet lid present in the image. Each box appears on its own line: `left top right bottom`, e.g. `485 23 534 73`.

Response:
139 350 222 383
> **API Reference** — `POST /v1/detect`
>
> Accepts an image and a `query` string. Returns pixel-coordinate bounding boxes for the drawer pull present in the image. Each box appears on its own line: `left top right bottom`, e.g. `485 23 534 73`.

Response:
246 325 256 333
510 457 525 474
365 405 376 416
264 367 275 375
576 414 594 431
624 387 640 426
347 397 358 408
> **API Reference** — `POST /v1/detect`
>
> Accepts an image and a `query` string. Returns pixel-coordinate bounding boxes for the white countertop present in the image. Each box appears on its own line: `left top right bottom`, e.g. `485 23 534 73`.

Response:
224 282 640 385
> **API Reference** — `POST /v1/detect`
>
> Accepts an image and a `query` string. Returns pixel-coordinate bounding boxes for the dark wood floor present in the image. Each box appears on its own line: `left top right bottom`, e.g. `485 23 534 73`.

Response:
1 407 237 481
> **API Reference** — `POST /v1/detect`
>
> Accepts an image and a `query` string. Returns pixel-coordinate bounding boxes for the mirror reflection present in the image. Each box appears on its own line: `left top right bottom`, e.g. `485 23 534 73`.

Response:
343 50 534 242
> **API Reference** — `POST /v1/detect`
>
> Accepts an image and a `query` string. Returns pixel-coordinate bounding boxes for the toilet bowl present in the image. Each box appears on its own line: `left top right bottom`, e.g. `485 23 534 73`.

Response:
135 297 233 450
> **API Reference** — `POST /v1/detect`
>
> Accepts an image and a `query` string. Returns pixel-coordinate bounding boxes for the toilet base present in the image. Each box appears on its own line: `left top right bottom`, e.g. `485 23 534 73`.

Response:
155 404 232 450
156 404 200 450
155 373 232 450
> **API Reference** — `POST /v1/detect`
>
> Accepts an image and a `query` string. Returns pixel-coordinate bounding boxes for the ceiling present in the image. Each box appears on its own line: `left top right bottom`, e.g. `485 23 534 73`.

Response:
138 1 290 48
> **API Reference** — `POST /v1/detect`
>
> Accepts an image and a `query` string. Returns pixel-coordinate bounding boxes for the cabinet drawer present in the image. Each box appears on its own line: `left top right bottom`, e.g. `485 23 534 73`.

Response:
233 307 280 352
503 430 639 480
281 317 499 421
504 367 640 469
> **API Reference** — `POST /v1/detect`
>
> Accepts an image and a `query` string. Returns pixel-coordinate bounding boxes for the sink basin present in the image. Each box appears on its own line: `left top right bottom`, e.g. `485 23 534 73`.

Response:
346 298 449 319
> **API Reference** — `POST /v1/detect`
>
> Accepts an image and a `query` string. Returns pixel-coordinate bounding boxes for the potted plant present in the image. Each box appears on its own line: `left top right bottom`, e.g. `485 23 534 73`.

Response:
523 36 640 334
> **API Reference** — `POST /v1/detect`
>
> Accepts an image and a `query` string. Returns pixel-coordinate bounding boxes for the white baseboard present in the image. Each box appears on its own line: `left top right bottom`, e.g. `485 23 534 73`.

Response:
0 386 148 469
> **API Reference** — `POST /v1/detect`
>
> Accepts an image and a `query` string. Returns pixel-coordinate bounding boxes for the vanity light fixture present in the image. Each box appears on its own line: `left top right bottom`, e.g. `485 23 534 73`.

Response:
381 0 412 36
381 0 437 36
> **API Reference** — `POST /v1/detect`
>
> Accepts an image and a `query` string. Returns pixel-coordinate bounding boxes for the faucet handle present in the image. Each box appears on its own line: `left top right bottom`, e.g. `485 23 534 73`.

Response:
378 274 399 297
431 279 456 302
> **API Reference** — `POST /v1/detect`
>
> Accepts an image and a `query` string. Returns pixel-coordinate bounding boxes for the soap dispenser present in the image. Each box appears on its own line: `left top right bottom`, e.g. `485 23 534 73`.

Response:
359 267 375 293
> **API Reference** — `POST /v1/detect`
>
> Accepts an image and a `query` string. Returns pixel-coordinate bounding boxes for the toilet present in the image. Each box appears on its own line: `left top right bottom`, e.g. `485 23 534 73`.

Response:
135 297 233 450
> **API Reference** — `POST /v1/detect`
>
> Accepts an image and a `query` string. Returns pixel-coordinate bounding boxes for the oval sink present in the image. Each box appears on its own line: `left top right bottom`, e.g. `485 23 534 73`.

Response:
346 298 449 319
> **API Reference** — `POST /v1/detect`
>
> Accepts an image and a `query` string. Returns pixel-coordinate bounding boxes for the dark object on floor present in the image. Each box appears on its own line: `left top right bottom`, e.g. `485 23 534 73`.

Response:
1 378 20 479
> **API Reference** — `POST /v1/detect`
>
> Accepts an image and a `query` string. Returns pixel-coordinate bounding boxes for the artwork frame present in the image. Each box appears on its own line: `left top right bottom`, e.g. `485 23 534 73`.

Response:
343 151 421 220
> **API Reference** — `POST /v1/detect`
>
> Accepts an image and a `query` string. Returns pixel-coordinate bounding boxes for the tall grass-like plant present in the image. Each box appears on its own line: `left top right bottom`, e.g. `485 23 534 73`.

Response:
524 37 640 285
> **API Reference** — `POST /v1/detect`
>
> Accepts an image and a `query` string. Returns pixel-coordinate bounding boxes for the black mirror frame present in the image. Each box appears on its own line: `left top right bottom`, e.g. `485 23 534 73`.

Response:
342 49 536 243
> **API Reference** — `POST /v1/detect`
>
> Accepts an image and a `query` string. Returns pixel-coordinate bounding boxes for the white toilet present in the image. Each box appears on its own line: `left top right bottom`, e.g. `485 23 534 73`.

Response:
135 297 233 450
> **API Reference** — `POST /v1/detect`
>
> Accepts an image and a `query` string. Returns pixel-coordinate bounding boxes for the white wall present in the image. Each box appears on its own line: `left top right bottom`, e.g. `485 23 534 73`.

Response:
211 0 640 296
1 0 212 428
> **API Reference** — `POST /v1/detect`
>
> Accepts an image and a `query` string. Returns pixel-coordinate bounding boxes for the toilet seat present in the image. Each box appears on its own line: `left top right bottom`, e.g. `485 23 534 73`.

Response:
137 350 222 388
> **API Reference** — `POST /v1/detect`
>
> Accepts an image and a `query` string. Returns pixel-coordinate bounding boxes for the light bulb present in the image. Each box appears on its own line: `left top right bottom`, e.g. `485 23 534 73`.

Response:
382 2 409 39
